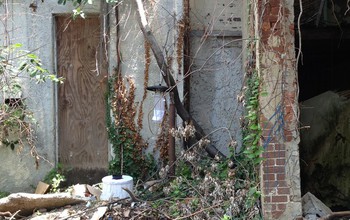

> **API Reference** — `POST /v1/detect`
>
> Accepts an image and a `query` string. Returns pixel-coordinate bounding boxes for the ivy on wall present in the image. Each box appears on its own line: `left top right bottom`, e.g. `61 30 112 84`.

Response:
106 70 156 180
231 1 265 214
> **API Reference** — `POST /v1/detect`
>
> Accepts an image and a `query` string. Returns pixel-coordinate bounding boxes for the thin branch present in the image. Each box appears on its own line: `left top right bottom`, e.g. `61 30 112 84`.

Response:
296 0 303 68
316 0 325 27
345 0 350 15
174 204 220 220
9 210 21 220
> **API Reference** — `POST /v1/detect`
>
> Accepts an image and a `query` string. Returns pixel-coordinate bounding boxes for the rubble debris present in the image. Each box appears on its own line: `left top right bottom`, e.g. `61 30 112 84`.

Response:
302 192 350 220
71 184 88 198
300 91 350 209
34 181 50 194
302 192 332 219
87 184 102 200
0 192 85 216
91 206 107 220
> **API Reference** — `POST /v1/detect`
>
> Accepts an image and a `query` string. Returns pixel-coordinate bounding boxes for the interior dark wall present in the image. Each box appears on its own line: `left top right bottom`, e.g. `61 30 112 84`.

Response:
298 27 350 211
295 0 350 212
298 29 350 101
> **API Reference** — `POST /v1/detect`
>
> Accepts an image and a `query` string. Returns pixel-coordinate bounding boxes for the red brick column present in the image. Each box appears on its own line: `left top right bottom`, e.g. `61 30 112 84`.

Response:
256 0 302 219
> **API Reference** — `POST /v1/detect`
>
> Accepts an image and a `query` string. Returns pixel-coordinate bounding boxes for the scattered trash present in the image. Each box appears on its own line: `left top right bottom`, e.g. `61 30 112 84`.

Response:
71 184 88 198
91 206 107 220
87 184 102 200
34 181 50 194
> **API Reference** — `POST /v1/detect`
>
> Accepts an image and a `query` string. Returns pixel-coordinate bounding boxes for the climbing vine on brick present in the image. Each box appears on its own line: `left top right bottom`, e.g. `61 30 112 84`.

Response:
242 72 264 167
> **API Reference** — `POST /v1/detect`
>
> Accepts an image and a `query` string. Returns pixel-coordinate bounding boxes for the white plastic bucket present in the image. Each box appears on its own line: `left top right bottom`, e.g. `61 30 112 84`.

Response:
100 175 133 200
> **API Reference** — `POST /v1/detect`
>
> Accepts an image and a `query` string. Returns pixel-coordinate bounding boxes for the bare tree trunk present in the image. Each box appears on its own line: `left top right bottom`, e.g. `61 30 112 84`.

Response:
132 0 224 158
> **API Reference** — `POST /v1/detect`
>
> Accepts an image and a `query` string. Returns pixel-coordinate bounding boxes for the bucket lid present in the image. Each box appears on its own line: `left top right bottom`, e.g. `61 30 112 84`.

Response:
102 175 133 185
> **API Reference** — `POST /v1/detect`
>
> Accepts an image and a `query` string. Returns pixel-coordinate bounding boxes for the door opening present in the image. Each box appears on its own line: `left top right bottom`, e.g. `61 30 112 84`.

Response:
295 0 350 211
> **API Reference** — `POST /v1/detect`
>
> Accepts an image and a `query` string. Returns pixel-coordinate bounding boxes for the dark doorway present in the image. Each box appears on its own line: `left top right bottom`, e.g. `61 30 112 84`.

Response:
295 0 350 211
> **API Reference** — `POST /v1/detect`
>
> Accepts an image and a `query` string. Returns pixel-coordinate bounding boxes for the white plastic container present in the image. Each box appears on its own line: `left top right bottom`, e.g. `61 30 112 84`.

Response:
100 175 133 200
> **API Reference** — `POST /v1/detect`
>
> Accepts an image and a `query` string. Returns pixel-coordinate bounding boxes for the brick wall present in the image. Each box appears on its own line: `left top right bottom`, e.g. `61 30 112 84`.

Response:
255 0 303 219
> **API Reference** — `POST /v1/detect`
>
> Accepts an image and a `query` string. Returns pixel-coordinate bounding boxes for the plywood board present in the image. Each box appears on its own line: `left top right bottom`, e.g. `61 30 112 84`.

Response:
56 16 108 171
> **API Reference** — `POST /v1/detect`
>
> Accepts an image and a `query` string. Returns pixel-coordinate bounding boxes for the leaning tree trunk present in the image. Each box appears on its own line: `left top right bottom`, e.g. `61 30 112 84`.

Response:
132 0 224 158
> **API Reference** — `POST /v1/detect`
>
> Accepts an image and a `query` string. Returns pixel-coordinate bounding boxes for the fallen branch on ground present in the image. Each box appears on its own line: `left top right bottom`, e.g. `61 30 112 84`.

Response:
0 211 12 217
0 193 85 216
122 187 144 203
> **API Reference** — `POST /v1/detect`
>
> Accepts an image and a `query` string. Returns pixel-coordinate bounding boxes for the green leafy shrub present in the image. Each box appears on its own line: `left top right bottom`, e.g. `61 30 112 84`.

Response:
0 191 9 198
0 43 63 165
43 163 67 193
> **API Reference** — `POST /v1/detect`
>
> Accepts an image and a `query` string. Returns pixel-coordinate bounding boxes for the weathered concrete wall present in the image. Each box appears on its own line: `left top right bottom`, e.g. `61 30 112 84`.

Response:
0 0 100 193
0 0 185 192
189 0 243 155
116 0 184 157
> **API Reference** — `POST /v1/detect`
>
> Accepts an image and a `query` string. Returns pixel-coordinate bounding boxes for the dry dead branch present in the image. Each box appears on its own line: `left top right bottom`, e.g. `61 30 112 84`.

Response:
0 193 86 216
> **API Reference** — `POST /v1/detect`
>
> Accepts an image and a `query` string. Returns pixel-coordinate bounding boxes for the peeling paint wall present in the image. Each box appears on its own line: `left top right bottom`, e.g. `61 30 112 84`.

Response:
190 0 241 33
189 0 243 155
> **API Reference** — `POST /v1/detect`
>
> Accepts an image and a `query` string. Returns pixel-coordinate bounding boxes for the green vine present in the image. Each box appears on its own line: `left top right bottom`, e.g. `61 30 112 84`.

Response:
242 72 264 168
231 2 265 213
228 69 263 216
43 163 67 193
231 66 264 218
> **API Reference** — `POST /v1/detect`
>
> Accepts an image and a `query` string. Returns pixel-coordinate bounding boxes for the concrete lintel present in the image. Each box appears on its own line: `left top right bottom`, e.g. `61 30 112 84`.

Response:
190 30 242 38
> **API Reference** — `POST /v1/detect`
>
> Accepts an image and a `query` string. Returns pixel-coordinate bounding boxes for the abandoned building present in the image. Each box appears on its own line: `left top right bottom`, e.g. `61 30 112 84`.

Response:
0 0 350 219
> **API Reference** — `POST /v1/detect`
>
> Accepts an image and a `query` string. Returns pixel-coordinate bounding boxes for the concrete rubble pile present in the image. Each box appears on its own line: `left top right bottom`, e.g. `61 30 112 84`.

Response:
300 91 350 214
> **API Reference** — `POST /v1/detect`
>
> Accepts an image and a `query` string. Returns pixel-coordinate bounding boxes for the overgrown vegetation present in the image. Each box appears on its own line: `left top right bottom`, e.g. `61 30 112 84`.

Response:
133 122 262 220
106 73 157 180
0 43 62 166
54 1 265 219
0 191 9 199
237 70 264 216
43 163 67 193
